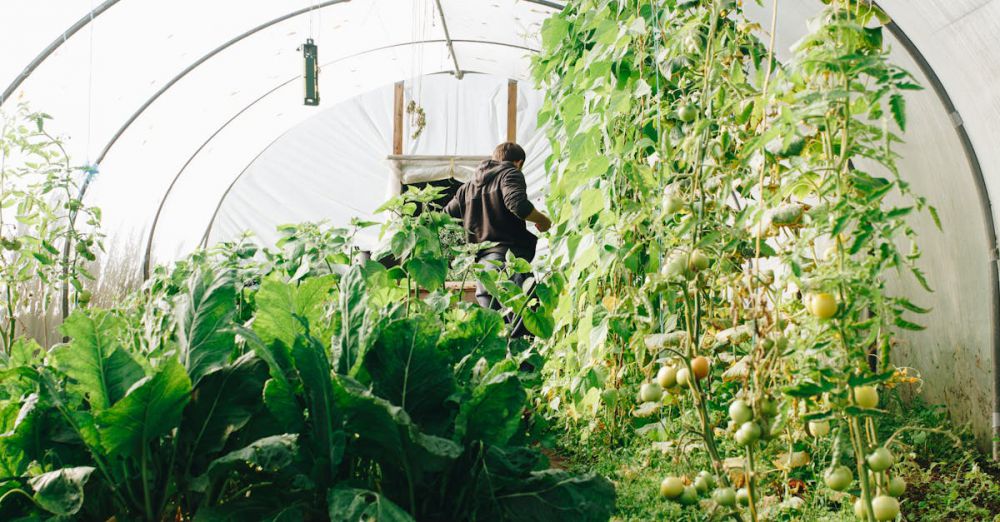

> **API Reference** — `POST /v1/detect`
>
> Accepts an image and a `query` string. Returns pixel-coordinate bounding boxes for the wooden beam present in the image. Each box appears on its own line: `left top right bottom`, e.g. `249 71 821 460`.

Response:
507 80 518 143
393 81 405 155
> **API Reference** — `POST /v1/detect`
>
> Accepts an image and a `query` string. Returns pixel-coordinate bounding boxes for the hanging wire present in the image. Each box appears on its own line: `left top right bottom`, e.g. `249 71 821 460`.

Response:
650 0 664 164
650 0 668 333
85 0 97 165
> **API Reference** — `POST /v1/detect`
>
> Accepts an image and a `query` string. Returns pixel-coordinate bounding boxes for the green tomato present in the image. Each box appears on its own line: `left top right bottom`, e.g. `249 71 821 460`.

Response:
713 487 736 507
601 388 619 406
808 419 831 437
656 366 678 389
694 471 716 494
676 367 691 387
871 495 900 521
823 466 853 492
660 476 685 499
678 485 699 506
757 397 778 417
854 498 868 520
866 447 894 472
807 292 838 319
854 386 879 408
688 249 710 271
736 487 750 506
729 399 753 424
886 476 906 497
678 104 698 123
639 382 663 403
77 290 92 305
735 422 761 446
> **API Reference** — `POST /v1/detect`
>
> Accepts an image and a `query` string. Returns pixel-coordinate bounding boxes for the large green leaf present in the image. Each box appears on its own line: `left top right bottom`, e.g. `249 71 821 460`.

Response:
332 265 369 375
97 359 192 457
440 307 507 381
454 369 526 447
490 470 615 521
191 434 298 493
290 334 344 483
327 486 414 522
253 275 337 349
0 394 41 476
332 377 461 495
51 310 143 410
28 466 95 516
262 377 304 432
361 318 455 434
404 256 447 292
476 447 615 522
233 326 305 433
178 353 269 476
177 268 237 385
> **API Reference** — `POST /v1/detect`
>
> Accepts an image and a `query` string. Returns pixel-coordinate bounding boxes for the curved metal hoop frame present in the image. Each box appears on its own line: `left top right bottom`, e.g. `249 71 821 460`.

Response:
143 40 538 277
4 0 996 453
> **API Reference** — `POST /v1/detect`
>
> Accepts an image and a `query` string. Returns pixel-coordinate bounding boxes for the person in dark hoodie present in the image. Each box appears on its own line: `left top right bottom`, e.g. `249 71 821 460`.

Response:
444 143 551 332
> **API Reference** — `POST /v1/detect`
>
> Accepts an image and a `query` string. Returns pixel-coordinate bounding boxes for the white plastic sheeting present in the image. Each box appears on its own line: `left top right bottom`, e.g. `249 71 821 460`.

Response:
200 73 549 258
743 0 997 452
2 0 999 451
1 0 556 259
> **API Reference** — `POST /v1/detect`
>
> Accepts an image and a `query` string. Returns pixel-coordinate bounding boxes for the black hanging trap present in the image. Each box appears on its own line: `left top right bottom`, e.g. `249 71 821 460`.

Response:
301 38 319 106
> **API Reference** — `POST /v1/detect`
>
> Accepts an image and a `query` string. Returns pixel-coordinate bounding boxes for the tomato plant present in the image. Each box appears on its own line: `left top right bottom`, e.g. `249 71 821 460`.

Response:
533 0 936 520
0 105 103 353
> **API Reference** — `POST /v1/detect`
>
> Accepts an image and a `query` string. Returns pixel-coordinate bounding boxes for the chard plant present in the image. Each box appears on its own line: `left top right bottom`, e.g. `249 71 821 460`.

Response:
0 216 614 521
534 0 934 520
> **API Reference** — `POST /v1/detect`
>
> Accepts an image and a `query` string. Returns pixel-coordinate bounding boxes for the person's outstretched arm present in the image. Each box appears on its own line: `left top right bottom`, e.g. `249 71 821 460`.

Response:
525 208 552 232
501 171 551 232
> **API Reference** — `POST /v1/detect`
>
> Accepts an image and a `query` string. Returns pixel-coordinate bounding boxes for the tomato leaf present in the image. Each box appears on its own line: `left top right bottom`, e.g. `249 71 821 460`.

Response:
889 93 906 131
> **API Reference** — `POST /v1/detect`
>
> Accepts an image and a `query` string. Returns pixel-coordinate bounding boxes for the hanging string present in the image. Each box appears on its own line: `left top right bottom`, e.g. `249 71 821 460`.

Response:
650 0 667 333
309 0 315 39
650 0 664 168
85 0 96 166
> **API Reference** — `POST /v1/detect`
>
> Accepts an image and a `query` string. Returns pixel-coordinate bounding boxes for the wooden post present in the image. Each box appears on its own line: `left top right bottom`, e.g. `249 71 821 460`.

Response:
507 80 518 143
393 81 405 155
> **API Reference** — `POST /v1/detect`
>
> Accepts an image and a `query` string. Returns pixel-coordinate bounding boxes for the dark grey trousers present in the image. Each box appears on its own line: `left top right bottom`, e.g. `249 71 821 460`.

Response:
475 251 531 338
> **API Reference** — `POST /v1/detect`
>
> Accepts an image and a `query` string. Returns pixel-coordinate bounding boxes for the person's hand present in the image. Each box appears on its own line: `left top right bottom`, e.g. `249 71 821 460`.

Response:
535 216 552 233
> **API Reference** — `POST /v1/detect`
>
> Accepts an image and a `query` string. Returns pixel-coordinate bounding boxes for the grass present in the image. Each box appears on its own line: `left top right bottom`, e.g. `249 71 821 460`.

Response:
552 395 1000 521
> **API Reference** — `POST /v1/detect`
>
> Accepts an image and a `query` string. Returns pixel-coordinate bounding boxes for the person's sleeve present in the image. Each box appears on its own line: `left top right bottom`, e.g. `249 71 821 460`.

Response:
500 171 535 219
443 187 463 218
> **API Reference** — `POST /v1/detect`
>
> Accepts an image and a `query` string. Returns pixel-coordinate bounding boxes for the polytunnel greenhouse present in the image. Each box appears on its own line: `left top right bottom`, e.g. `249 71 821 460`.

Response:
2 0 999 520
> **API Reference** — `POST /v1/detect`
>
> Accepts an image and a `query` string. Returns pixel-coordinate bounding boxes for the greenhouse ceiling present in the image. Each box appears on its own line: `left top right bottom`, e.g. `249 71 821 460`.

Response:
4 4 999 451
3 1 1000 518
2 1 999 265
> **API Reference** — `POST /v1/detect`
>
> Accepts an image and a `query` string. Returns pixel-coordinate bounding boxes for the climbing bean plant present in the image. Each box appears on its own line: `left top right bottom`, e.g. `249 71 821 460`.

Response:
534 0 935 520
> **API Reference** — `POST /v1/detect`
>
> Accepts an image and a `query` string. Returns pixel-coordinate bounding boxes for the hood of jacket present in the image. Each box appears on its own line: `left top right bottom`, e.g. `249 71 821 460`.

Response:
472 159 518 186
